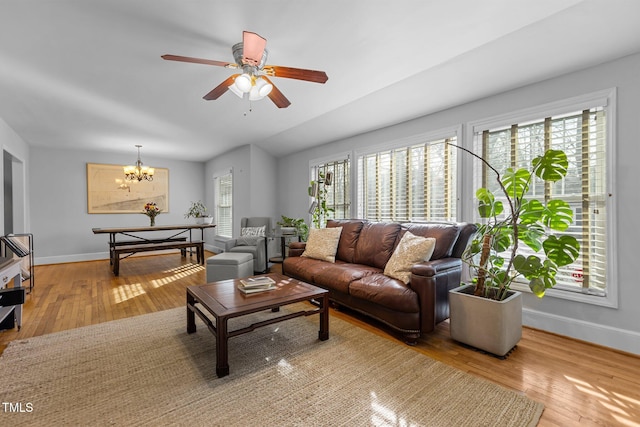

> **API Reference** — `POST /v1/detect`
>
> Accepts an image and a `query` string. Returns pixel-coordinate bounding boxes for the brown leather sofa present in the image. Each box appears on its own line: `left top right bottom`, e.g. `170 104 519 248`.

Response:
283 219 476 344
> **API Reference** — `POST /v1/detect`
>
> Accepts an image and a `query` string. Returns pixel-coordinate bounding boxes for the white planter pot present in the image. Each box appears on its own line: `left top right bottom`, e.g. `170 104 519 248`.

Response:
449 283 522 357
194 217 213 225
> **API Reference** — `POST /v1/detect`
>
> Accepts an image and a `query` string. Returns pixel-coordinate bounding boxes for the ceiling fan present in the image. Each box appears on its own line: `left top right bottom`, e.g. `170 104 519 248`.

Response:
162 31 328 108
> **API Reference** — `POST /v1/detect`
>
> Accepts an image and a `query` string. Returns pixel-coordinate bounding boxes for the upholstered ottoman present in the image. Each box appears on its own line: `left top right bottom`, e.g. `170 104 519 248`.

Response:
206 252 254 282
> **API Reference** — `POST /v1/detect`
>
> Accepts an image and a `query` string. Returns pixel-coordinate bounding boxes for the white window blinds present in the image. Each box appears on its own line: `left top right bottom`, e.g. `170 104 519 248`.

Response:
215 172 233 238
357 137 458 222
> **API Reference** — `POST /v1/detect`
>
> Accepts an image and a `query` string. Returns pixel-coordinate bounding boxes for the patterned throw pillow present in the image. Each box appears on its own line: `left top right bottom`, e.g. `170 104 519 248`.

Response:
241 226 266 237
301 227 343 263
383 231 436 284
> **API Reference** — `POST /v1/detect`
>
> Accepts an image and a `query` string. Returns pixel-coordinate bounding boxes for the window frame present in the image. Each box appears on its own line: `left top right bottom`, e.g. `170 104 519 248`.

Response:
465 88 618 308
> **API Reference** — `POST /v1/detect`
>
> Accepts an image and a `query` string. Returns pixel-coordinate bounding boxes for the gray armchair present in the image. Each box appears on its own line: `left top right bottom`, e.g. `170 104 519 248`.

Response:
225 217 271 273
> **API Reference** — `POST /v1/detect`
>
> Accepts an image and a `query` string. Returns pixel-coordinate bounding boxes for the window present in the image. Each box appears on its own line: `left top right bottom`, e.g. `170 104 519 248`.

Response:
357 135 458 222
318 158 351 219
309 155 351 227
471 92 613 302
214 171 233 238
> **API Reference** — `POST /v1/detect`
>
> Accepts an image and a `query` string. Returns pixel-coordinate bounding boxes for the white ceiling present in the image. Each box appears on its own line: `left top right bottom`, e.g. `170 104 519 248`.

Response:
1 0 639 162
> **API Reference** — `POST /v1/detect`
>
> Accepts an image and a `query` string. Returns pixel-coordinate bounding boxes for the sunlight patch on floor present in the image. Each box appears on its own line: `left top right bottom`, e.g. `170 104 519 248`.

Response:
565 375 640 426
276 358 294 377
370 391 413 427
113 282 146 303
149 264 204 288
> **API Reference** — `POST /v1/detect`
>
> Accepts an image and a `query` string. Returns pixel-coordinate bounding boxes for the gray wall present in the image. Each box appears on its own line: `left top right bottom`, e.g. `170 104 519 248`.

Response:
29 146 206 263
205 144 278 240
275 52 640 354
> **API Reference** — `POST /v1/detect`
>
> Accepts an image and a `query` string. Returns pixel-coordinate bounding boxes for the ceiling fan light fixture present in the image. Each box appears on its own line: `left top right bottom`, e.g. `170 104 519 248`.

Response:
234 73 252 93
228 82 245 98
248 86 264 101
255 77 273 97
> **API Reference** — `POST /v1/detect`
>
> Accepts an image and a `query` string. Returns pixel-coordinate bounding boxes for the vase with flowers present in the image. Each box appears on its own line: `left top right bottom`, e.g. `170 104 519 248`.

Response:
143 202 161 226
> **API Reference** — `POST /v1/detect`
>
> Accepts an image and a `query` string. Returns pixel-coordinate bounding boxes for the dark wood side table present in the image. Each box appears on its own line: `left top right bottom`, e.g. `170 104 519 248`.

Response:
267 232 300 264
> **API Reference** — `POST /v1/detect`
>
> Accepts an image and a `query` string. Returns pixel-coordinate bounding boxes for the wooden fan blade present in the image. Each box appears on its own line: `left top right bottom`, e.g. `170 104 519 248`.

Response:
203 75 238 100
262 76 291 108
263 65 328 84
162 54 233 68
242 31 267 66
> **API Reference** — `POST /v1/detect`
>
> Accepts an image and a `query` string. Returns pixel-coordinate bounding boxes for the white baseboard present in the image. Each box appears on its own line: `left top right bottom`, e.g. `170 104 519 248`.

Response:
35 252 109 265
523 308 640 355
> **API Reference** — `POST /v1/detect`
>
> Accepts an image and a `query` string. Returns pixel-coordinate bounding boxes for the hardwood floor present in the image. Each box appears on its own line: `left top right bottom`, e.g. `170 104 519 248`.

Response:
1 253 639 426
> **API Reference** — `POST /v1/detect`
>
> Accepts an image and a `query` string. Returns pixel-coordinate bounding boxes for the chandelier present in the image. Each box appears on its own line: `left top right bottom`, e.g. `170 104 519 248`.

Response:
124 145 154 182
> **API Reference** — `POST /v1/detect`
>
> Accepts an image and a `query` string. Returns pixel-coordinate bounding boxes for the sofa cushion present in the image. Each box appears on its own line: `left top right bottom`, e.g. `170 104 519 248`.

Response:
327 219 365 263
283 256 335 284
302 227 343 263
383 232 436 284
313 262 380 294
349 274 420 313
401 223 461 260
353 222 401 270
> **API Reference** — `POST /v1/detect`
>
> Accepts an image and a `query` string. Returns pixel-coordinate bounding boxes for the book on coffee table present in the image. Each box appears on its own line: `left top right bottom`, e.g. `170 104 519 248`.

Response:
237 276 277 294
237 284 276 294
240 277 275 288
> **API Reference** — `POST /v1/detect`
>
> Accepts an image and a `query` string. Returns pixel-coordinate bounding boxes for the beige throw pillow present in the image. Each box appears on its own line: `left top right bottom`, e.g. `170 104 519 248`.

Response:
301 227 343 263
383 232 436 284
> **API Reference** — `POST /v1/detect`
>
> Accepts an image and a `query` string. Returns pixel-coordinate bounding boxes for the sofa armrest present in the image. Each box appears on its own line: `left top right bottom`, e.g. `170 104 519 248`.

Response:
288 242 306 257
408 257 463 334
224 239 238 252
410 258 462 277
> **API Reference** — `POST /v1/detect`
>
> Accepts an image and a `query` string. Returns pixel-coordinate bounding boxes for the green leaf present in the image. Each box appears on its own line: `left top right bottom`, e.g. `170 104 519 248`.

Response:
543 200 574 231
513 254 544 278
502 168 531 200
518 223 545 252
532 150 568 182
519 199 545 224
529 277 546 297
528 261 559 297
476 188 503 218
489 254 505 268
543 235 580 267
491 228 512 253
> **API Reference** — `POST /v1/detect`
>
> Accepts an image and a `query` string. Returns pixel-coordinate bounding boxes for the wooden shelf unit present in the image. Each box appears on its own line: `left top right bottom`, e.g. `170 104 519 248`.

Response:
1 233 34 294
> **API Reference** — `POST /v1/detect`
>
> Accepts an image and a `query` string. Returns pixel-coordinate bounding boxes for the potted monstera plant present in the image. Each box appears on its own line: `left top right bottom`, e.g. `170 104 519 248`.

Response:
449 145 580 357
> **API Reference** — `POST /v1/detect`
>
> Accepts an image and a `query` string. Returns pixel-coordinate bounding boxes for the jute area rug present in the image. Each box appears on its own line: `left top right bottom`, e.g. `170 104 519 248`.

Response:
0 304 543 426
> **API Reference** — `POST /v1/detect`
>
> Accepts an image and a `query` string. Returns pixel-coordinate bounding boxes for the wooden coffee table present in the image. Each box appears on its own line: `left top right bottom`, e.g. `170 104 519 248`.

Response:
186 273 329 377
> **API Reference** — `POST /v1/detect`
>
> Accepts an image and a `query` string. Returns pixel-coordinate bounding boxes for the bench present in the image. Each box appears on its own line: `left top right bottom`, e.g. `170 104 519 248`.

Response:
109 237 188 265
113 240 204 276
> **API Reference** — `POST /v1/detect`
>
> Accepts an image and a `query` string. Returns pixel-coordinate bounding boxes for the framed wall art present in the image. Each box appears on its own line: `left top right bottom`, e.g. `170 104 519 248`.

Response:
87 163 169 214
